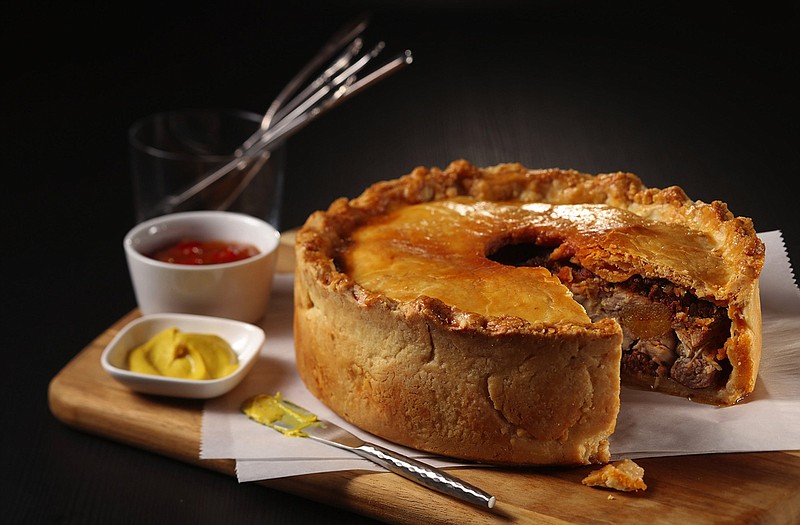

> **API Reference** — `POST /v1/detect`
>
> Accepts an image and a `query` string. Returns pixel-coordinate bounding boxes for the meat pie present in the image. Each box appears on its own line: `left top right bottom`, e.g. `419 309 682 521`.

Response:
294 160 764 465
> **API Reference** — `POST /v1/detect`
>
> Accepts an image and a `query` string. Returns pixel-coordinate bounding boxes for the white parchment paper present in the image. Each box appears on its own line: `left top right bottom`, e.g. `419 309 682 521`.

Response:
201 231 800 482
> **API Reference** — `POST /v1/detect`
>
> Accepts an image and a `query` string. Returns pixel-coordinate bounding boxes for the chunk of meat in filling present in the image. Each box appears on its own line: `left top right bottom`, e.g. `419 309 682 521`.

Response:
554 264 731 390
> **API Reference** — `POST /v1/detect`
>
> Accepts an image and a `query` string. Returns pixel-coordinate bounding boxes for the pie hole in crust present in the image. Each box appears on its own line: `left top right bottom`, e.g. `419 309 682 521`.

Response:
486 230 564 266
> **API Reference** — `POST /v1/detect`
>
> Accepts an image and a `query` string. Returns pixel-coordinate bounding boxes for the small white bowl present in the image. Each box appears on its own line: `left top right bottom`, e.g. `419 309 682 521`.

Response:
101 313 264 398
124 211 279 323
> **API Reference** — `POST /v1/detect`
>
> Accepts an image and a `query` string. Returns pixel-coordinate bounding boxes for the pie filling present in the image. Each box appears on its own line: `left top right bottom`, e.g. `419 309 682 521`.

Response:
488 241 732 391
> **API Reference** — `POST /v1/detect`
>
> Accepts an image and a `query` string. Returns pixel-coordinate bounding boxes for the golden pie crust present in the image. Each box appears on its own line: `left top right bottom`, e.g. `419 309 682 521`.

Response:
582 459 647 492
293 160 764 465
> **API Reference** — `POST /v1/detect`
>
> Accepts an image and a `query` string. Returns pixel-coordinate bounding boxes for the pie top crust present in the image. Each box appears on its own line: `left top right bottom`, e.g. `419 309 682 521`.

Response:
304 160 763 296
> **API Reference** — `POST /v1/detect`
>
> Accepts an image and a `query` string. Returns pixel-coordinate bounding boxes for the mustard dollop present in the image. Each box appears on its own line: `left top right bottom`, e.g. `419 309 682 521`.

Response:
241 392 318 437
127 327 239 380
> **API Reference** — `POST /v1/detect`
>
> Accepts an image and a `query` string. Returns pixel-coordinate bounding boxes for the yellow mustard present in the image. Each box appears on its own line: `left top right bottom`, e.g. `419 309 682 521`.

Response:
241 392 318 437
127 327 239 380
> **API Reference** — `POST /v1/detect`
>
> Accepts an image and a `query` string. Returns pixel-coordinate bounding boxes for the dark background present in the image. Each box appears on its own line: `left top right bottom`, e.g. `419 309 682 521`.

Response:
3 1 797 523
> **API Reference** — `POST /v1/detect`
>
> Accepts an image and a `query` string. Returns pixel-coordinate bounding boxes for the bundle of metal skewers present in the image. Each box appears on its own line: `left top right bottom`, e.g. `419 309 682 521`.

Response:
157 15 412 216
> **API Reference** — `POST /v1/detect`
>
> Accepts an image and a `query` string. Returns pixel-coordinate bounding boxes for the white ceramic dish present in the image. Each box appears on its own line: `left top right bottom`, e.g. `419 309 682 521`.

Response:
124 211 280 323
101 313 264 399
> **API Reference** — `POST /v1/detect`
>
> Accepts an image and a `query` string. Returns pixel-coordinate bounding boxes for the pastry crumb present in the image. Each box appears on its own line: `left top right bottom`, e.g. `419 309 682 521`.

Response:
582 459 647 492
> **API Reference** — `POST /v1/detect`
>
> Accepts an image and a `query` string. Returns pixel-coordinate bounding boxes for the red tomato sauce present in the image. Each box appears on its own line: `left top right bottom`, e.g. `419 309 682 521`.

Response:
148 239 260 265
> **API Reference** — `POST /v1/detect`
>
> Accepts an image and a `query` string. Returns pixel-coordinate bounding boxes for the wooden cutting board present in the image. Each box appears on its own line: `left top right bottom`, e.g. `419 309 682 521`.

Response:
48 308 800 525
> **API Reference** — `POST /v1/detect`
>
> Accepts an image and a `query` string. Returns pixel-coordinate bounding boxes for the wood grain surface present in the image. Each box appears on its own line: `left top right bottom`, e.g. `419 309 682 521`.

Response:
48 310 800 525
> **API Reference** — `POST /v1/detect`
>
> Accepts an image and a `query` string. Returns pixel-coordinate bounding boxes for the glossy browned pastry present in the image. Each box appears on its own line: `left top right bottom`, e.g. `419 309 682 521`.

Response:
293 160 764 465
582 459 647 492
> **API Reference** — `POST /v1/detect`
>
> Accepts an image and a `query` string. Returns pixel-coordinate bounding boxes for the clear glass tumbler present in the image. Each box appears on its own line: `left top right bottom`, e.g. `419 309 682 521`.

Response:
128 108 285 229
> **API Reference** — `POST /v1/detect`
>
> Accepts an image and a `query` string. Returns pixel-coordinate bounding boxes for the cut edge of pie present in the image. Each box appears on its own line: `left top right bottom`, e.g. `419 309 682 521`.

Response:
293 160 765 465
